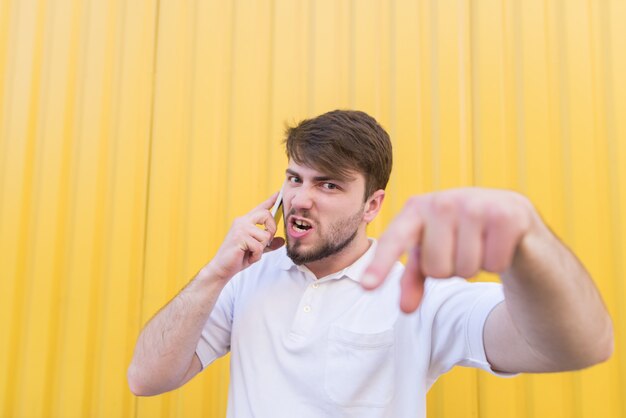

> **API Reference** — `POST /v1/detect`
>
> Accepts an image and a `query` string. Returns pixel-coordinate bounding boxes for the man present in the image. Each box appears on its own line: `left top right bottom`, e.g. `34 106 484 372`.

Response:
128 110 613 417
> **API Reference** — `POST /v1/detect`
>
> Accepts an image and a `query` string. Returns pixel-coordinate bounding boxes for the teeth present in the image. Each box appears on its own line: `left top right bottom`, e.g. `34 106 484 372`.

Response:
293 218 312 233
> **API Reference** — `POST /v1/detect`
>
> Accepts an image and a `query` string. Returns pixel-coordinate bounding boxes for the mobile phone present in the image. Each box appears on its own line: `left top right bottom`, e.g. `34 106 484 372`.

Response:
270 185 284 226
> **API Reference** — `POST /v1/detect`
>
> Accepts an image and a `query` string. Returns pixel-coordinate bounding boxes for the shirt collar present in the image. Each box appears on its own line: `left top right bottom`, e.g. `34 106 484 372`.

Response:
275 239 378 283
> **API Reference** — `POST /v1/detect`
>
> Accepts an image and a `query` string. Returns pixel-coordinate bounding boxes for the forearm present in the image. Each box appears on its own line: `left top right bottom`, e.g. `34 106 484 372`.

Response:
127 266 228 395
499 220 613 370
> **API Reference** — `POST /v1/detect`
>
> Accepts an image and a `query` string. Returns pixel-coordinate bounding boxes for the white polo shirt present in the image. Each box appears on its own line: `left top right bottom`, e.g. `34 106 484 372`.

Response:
196 240 507 418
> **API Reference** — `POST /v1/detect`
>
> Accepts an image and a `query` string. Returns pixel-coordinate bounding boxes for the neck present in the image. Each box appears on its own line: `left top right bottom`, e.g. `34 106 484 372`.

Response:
305 231 371 279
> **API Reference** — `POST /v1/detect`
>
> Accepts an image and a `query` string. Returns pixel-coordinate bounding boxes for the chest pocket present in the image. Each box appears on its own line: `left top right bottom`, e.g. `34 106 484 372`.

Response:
324 325 395 407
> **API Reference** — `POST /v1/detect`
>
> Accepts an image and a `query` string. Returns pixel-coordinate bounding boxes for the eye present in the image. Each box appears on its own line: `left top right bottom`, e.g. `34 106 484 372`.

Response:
288 176 301 184
321 182 338 190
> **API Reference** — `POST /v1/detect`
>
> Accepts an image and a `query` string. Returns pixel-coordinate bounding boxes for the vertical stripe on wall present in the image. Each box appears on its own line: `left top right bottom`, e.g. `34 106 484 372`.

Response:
1 1 624 417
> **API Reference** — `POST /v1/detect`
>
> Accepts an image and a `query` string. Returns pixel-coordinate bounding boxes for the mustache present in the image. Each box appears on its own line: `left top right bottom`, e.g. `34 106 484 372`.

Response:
286 208 316 223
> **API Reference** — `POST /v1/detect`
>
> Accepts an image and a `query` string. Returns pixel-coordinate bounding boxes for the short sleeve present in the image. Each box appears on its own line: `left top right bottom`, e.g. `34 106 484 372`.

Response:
195 278 236 369
424 278 515 380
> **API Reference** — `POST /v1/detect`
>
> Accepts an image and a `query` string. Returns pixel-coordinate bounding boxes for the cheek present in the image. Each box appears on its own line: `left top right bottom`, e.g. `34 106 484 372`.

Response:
282 190 302 215
282 199 295 216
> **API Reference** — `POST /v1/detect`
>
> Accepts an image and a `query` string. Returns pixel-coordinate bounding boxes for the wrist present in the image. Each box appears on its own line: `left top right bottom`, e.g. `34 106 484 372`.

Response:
197 262 232 285
182 264 231 307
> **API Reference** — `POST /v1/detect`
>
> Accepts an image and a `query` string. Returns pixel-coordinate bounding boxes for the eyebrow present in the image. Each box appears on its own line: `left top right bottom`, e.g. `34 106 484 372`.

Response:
285 168 355 183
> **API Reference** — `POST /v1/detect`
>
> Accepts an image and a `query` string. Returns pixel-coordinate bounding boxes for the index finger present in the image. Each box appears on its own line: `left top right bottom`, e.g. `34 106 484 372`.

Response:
362 199 425 289
250 191 281 235
254 191 280 212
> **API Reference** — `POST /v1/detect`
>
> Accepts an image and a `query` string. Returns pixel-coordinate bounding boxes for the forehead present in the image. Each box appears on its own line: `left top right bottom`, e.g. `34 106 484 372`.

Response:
286 160 363 183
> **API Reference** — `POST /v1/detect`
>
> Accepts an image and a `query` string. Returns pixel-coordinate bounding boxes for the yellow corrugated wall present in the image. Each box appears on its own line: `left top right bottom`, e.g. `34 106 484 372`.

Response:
1 0 624 417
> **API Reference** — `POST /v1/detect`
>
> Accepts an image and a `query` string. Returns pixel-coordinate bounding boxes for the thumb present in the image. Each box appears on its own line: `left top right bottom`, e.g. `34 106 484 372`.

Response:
264 237 285 253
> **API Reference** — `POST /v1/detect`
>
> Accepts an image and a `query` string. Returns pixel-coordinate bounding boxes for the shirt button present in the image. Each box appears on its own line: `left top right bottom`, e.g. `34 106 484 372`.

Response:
303 305 311 313
311 283 319 289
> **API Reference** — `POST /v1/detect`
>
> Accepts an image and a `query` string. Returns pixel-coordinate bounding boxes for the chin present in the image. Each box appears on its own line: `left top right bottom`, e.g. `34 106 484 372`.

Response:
285 246 311 265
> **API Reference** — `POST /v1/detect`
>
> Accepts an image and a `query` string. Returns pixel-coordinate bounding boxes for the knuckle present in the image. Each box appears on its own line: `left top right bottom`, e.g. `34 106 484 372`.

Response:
460 200 483 221
510 190 531 207
406 196 423 211
230 229 244 242
249 244 262 259
487 205 514 224
430 194 456 216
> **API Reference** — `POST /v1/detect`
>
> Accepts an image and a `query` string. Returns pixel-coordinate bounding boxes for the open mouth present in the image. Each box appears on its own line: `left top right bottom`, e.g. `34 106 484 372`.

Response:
292 219 313 233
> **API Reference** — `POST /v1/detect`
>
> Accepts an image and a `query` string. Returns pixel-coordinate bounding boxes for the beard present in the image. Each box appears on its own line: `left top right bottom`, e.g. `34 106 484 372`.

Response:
285 205 364 265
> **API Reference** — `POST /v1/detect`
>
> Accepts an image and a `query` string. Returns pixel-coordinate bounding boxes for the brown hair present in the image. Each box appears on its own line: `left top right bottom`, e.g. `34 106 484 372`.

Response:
284 110 393 200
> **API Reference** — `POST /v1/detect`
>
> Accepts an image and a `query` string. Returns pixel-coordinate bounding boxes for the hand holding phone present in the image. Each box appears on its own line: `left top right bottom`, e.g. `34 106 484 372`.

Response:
206 191 285 281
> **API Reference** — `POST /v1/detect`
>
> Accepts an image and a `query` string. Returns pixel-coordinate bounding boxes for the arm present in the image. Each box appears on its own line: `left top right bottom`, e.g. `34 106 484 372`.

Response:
484 217 613 372
127 193 284 396
127 269 228 396
362 188 613 373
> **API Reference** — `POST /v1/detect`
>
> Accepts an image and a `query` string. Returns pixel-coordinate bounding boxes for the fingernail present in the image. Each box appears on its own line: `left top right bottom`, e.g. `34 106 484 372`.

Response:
361 273 378 288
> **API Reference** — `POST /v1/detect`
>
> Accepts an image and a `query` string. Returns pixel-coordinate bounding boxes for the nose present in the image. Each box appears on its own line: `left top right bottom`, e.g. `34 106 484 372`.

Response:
289 186 314 212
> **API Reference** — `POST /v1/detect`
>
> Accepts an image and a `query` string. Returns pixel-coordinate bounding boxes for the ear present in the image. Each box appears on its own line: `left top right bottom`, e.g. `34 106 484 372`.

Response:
363 189 385 223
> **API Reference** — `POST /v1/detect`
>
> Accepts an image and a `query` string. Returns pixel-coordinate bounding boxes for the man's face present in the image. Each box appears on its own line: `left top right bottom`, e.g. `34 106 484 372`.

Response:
283 161 367 265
